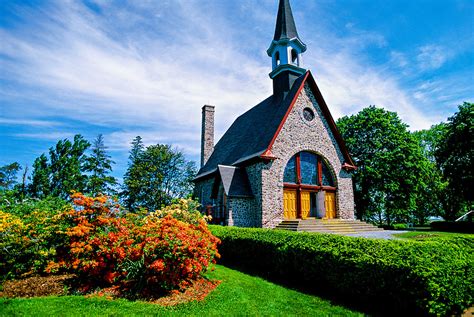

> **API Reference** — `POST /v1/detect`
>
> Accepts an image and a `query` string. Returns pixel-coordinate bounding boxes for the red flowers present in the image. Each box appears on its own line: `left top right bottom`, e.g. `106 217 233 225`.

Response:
51 193 220 294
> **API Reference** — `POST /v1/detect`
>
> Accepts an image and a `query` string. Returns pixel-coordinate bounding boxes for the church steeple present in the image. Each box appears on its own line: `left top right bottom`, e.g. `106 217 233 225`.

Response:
267 0 307 97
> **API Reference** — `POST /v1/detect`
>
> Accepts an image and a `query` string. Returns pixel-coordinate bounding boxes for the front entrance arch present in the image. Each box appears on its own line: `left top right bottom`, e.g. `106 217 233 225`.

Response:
282 151 336 219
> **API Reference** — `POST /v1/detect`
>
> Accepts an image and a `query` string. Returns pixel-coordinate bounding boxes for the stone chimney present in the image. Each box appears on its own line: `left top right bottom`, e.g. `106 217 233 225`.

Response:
201 105 215 167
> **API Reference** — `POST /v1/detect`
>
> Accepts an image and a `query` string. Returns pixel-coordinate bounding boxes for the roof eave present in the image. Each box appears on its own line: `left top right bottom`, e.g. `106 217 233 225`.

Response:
193 168 218 182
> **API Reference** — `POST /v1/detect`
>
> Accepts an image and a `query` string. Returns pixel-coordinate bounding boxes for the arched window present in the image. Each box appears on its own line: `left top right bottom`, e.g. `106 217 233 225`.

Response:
275 51 281 66
291 49 298 65
283 151 334 187
283 151 337 220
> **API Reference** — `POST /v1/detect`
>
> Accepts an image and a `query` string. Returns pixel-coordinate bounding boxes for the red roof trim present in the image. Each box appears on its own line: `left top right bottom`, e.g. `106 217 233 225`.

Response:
260 149 277 160
342 163 357 171
260 70 356 167
260 71 310 159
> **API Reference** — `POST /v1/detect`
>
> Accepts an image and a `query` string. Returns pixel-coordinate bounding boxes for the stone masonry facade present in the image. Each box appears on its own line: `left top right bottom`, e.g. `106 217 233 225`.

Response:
260 84 355 227
195 84 355 228
194 162 264 228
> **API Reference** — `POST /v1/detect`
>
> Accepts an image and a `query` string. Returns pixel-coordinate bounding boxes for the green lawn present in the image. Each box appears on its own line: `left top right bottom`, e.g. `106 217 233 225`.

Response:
1 265 362 317
394 230 473 240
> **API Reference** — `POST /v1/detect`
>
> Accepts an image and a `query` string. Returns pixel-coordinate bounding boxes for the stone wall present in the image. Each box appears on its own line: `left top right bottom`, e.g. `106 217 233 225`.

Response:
194 163 263 227
228 197 258 227
261 83 355 227
194 177 214 209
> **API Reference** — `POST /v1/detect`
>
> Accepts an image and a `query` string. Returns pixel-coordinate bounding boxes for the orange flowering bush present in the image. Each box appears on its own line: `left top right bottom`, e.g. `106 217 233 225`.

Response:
47 193 220 295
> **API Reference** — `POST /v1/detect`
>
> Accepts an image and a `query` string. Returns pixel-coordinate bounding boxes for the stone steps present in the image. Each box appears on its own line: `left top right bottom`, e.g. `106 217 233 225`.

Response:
275 219 383 235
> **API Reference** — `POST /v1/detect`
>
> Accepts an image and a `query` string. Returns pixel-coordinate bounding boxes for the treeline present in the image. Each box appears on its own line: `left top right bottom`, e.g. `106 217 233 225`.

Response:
0 135 196 210
337 102 473 225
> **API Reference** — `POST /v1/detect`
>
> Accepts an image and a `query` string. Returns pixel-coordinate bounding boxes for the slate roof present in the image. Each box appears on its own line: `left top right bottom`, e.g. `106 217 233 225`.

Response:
196 73 306 179
195 71 356 180
218 165 253 198
273 0 301 42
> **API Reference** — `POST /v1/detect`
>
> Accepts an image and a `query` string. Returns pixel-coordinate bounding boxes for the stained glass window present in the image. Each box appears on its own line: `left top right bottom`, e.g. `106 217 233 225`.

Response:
300 152 318 185
283 156 296 183
283 152 335 187
322 160 334 187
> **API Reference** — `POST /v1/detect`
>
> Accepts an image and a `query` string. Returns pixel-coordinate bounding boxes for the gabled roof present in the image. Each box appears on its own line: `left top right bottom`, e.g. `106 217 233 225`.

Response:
273 0 301 42
217 165 253 198
195 71 355 180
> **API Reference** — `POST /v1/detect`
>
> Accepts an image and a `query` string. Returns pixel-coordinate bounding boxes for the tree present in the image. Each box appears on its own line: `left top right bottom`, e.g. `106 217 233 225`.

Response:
29 154 51 198
122 139 196 211
129 136 144 163
434 102 474 219
0 162 21 190
337 106 430 225
412 124 449 224
29 135 90 199
84 134 117 195
122 136 145 210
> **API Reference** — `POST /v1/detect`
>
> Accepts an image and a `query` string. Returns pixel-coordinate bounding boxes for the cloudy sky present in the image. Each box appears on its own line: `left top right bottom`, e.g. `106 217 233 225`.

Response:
1 0 473 179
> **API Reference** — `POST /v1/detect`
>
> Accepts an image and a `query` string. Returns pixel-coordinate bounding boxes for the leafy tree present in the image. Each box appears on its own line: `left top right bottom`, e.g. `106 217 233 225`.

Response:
129 135 144 163
29 154 51 198
412 124 454 223
49 135 90 199
122 139 196 211
122 136 145 210
337 106 430 225
29 135 90 199
0 162 21 190
84 134 117 195
434 102 474 219
413 123 447 163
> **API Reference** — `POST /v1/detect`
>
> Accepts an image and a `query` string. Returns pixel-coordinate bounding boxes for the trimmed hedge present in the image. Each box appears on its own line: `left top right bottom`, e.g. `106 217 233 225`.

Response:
210 226 474 316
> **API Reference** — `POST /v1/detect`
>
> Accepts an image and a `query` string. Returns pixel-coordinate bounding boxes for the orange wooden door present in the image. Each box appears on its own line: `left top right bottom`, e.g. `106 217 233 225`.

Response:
301 191 311 219
283 189 297 220
325 192 336 219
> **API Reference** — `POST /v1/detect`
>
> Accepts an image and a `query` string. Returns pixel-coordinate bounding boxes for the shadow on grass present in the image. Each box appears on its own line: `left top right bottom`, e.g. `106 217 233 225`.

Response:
218 259 420 317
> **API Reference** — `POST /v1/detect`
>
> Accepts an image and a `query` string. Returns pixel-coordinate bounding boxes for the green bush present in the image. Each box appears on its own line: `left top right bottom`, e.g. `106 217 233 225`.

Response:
393 223 409 230
210 226 473 316
0 197 72 280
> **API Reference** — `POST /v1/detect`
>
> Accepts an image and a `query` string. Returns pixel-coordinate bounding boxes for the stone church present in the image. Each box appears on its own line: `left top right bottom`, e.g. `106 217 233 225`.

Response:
193 0 356 228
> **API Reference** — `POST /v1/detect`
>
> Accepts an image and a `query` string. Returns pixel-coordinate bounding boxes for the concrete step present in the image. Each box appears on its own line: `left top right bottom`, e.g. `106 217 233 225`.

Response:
275 219 383 234
279 223 375 227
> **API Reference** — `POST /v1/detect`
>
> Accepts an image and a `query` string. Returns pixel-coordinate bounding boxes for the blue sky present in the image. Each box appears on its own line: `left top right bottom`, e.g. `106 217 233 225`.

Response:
1 0 473 180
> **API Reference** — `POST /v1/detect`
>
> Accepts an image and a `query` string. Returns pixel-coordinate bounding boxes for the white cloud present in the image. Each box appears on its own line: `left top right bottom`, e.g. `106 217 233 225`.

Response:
389 51 408 68
0 118 62 127
0 0 466 159
0 1 270 137
416 45 452 70
309 51 434 130
14 132 75 141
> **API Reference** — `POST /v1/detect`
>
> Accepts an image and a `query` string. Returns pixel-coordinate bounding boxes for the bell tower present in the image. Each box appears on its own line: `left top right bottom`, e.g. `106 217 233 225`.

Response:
267 0 307 97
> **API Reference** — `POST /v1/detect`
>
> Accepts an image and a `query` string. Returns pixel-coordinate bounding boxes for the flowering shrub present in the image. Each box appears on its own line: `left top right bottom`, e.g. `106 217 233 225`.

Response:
46 193 220 295
0 211 27 278
148 198 212 225
0 198 71 280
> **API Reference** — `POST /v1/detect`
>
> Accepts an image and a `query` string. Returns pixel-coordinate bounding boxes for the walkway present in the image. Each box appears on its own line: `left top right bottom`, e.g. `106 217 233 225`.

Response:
345 230 408 240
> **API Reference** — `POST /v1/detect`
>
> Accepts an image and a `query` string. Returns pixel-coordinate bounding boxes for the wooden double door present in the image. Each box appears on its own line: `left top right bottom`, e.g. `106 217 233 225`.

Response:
283 189 336 220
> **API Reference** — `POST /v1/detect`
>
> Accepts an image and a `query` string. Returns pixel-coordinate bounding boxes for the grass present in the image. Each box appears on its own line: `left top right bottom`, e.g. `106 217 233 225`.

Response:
1 265 362 317
394 230 473 240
